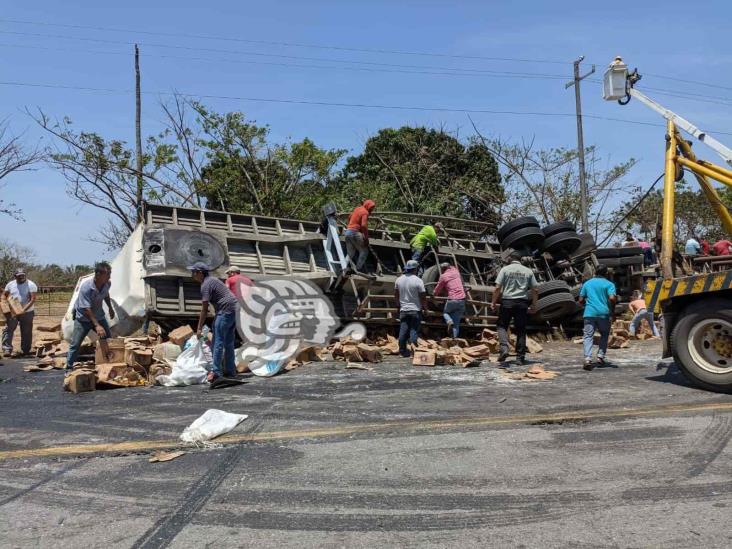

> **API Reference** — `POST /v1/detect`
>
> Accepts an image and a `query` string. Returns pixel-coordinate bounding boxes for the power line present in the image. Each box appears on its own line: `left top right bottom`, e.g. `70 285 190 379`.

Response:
0 18 573 65
0 40 570 81
5 78 732 135
0 30 569 79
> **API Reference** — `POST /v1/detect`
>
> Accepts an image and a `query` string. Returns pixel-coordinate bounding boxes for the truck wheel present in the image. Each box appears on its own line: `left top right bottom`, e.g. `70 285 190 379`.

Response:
541 221 576 238
541 232 582 256
500 226 545 251
670 299 732 393
421 265 441 296
533 292 576 320
497 217 539 242
536 280 571 297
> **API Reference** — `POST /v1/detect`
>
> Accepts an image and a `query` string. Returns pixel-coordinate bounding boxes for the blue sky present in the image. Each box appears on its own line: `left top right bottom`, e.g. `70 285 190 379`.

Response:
1 0 731 265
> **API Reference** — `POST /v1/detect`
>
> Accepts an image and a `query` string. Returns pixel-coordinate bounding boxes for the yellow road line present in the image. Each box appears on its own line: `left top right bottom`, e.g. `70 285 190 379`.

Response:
2 401 732 461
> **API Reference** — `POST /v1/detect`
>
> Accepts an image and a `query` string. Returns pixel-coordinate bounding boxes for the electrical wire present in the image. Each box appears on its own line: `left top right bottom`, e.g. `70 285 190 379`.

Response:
0 18 573 65
599 173 665 247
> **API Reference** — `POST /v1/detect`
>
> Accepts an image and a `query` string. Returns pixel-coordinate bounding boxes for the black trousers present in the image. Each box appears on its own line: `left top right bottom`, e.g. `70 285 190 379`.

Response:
496 299 528 358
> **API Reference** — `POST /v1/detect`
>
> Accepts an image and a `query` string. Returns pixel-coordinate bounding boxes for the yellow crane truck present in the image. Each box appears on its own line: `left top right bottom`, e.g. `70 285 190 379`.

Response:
604 58 732 393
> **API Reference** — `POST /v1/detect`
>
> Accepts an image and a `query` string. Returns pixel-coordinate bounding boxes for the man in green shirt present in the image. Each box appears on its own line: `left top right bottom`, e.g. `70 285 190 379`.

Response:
491 251 539 364
410 222 443 263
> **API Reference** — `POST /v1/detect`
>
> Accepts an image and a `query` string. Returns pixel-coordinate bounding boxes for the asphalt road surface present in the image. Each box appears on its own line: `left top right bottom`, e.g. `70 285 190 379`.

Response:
0 340 730 548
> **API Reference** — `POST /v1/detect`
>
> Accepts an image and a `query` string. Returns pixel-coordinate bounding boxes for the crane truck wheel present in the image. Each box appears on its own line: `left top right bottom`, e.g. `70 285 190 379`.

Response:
670 298 732 393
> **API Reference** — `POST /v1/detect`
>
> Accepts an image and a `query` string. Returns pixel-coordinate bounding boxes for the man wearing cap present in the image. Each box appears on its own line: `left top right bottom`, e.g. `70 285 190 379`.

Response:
190 262 239 382
491 251 539 364
344 199 376 273
2 268 38 356
433 262 466 338
394 259 427 357
225 266 254 300
66 262 115 372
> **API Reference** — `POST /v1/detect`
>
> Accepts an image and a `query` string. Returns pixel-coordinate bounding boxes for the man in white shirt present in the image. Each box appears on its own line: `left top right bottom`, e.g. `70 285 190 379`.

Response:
2 268 38 356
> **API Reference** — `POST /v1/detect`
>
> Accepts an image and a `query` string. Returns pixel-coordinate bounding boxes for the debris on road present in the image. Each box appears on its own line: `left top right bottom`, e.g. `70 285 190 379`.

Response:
149 450 185 463
500 364 560 382
63 369 96 393
180 409 248 444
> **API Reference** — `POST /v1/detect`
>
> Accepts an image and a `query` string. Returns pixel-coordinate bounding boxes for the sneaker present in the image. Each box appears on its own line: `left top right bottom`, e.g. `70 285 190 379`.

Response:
498 353 509 363
206 371 219 383
518 356 527 365
446 320 454 336
597 355 606 365
583 358 594 371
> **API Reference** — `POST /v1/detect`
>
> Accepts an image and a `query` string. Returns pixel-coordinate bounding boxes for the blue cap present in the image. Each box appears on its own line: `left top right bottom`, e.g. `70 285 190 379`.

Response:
188 261 211 272
404 260 419 271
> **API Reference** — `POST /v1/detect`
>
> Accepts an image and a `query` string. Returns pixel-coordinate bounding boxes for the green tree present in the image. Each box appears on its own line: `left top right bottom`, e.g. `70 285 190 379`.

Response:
336 127 504 224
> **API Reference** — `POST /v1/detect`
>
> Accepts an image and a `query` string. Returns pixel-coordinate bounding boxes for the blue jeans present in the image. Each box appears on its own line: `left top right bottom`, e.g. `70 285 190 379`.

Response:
583 317 611 359
398 311 421 356
443 299 465 338
66 317 111 370
344 230 369 271
2 310 34 354
212 311 237 377
630 309 659 337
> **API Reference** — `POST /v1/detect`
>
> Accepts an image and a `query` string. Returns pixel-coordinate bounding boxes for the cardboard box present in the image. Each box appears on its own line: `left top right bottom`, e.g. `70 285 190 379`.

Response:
95 338 126 365
38 322 62 332
7 297 24 317
168 325 194 346
125 348 153 368
64 370 96 393
413 351 436 366
0 299 10 315
356 343 383 363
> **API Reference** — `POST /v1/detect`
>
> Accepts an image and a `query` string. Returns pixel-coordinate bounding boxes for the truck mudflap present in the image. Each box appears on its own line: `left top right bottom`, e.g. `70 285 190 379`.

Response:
645 271 732 314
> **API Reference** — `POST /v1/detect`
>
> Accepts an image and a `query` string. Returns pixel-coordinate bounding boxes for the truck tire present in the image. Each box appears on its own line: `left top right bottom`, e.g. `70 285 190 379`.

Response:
670 298 732 393
571 233 596 259
541 232 582 256
497 217 539 242
421 265 441 296
500 226 545 251
536 280 571 297
542 221 576 238
533 292 577 320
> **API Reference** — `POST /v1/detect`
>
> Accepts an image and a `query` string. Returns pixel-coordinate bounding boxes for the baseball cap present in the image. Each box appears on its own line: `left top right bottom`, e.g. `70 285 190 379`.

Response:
404 260 419 272
14 268 26 276
225 265 241 274
188 261 211 272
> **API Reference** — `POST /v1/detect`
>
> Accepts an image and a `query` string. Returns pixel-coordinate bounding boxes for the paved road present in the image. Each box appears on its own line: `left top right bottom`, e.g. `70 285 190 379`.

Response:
0 341 730 548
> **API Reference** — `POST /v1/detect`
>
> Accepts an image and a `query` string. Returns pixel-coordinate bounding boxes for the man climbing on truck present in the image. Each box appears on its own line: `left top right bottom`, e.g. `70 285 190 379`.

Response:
344 199 376 274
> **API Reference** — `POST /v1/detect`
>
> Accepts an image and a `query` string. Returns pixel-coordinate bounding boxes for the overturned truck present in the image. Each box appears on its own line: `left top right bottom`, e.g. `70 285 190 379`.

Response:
65 203 602 338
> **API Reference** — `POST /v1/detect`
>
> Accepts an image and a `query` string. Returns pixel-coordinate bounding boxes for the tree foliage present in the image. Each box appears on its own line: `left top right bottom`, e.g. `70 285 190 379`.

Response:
337 127 504 224
0 120 44 219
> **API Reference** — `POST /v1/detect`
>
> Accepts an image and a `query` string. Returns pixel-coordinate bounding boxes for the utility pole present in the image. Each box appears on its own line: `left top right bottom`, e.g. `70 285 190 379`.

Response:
565 56 595 234
134 44 144 224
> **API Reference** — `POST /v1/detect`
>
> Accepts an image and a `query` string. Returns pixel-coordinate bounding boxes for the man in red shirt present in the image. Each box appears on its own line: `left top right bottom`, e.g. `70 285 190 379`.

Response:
344 199 376 273
225 266 254 300
434 262 467 337
712 239 732 256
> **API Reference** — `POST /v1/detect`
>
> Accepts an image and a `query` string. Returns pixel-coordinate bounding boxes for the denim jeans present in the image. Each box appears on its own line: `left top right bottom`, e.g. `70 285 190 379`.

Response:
630 309 659 336
66 317 111 370
212 311 237 377
398 311 421 356
2 310 34 354
583 317 611 359
443 299 465 338
344 230 369 271
497 299 528 358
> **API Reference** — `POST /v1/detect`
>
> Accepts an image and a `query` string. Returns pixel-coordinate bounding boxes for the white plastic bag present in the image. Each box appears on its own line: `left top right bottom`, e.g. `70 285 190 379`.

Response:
180 409 248 443
249 357 287 377
157 339 211 386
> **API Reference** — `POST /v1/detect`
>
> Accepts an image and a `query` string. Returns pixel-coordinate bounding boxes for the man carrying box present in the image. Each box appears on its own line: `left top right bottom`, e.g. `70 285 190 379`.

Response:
2 268 38 357
65 262 115 373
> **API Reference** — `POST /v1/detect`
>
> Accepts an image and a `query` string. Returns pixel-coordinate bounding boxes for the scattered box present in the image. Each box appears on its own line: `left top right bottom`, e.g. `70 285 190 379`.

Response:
7 297 25 317
168 325 194 346
413 350 436 366
125 348 153 368
95 338 126 365
64 370 96 393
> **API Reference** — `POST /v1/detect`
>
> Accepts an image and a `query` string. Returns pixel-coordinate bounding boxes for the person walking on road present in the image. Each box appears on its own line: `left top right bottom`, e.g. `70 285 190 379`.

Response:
433 262 466 338
628 290 660 338
491 251 538 365
394 260 427 357
2 268 38 357
65 262 115 372
344 199 376 274
191 262 239 383
579 264 617 370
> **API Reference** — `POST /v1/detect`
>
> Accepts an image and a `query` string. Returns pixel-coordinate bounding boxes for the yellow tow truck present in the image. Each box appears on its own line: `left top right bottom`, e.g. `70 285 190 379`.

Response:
604 58 732 393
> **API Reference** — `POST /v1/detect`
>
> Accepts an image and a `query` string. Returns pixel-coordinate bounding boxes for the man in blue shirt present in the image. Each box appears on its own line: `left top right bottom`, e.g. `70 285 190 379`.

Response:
66 262 115 373
578 265 617 370
684 236 701 256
